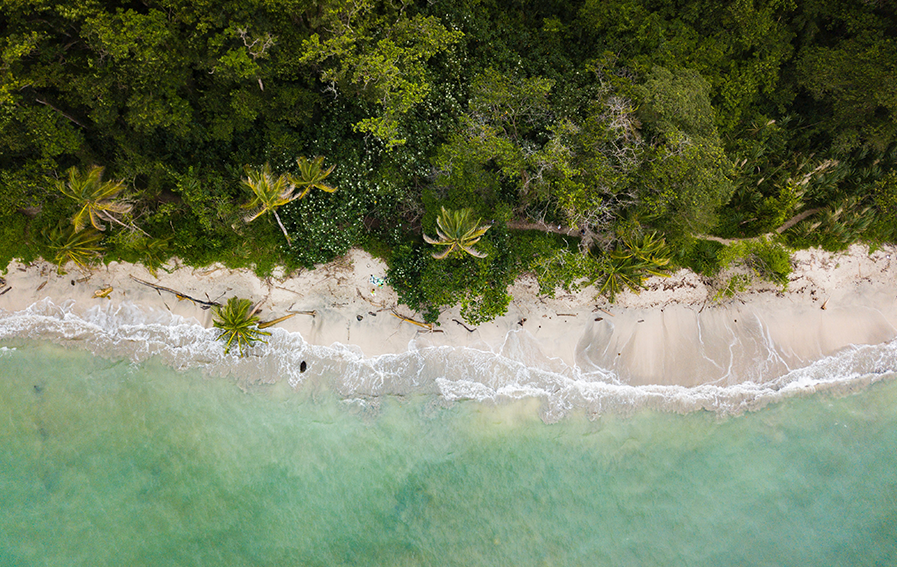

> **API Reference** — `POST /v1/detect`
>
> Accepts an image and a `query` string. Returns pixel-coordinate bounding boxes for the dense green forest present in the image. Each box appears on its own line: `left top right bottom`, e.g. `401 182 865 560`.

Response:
2 0 895 323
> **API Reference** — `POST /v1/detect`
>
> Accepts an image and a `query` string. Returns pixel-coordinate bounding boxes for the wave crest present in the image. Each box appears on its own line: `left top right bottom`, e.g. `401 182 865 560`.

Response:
2 299 894 420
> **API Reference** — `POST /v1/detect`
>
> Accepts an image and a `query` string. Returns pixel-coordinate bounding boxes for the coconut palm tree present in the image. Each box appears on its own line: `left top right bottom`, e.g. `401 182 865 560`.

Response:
291 156 337 200
212 297 271 357
46 223 105 273
617 231 672 276
241 163 297 244
55 165 133 232
597 254 644 303
423 207 491 259
597 231 672 302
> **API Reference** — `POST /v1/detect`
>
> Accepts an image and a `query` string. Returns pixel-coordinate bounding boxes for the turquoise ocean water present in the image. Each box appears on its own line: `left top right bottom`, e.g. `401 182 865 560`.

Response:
1 302 896 565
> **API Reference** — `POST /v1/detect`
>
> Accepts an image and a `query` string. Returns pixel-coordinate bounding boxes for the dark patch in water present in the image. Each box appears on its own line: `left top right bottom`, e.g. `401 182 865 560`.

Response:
300 361 307 373
33 384 43 394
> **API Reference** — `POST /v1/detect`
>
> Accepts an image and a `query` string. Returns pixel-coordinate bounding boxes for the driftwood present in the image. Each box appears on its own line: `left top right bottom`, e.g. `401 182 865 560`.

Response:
129 275 221 310
0 286 11 296
391 309 433 331
258 312 298 329
287 309 317 317
453 319 477 333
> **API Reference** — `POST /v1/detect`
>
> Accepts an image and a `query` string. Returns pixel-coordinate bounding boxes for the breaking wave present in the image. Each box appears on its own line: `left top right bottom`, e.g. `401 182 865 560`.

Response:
2 299 895 421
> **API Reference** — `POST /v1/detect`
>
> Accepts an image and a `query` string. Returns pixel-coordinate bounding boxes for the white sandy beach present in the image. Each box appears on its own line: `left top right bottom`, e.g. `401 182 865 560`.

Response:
1 244 895 389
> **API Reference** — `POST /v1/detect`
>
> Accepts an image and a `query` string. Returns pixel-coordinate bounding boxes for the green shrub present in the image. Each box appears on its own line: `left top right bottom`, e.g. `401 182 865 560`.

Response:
718 238 792 288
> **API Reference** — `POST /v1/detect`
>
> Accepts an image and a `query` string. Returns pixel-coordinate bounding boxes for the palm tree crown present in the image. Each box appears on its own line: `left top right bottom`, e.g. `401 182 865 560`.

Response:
598 231 672 302
241 163 297 243
423 207 491 259
46 223 105 273
212 297 271 357
291 156 337 200
55 165 132 232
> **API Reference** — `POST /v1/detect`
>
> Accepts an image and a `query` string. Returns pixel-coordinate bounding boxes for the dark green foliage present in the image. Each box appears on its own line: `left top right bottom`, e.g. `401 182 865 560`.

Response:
680 239 725 277
282 187 365 269
0 0 894 315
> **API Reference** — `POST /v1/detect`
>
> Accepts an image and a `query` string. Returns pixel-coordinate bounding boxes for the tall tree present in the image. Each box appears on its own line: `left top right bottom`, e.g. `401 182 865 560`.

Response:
241 163 297 244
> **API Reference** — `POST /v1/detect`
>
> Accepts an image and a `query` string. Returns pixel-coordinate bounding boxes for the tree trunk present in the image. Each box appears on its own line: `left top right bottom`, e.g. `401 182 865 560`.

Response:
273 210 292 244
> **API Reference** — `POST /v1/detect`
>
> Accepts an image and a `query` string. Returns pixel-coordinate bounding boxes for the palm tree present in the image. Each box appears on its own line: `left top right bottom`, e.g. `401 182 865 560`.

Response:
212 297 271 357
597 254 644 302
423 207 491 259
241 163 297 244
55 165 133 232
46 223 105 273
291 156 337 200
597 231 672 302
617 231 672 276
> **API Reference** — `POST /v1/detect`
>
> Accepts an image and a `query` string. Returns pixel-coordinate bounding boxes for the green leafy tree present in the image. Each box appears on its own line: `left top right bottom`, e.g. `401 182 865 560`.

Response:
424 207 491 260
291 156 337 200
241 163 298 244
300 0 463 147
55 165 132 232
212 297 271 357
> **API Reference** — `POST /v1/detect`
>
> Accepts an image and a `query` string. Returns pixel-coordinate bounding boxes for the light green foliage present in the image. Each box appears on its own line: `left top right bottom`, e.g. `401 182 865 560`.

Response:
640 132 734 236
45 223 105 273
718 237 792 288
54 165 132 232
212 297 271 357
635 66 717 141
80 8 193 133
423 207 491 259
300 1 463 147
713 273 752 301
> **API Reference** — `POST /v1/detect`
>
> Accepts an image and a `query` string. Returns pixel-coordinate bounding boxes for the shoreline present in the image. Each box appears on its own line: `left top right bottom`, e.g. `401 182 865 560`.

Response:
1 244 896 392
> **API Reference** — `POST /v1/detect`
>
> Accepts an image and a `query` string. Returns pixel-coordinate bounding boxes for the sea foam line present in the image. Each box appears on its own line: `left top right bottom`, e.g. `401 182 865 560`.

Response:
1 299 895 420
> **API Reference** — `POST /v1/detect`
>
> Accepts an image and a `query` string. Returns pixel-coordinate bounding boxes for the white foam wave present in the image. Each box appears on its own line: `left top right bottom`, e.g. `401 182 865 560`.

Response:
2 299 895 420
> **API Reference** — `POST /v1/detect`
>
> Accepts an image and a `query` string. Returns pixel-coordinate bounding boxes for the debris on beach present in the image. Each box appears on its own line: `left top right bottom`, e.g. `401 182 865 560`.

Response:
92 286 113 299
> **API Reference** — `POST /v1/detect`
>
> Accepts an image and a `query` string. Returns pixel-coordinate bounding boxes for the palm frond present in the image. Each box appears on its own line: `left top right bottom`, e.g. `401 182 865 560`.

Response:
212 297 272 357
291 156 338 199
46 223 105 273
424 207 492 260
55 165 131 232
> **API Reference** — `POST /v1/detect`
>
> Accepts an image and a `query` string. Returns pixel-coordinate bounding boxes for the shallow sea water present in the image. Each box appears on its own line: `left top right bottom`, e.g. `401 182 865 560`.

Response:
1 340 896 566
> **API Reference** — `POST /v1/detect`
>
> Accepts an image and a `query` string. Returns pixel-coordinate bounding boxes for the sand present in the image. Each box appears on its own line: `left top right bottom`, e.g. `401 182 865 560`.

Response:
1 244 895 388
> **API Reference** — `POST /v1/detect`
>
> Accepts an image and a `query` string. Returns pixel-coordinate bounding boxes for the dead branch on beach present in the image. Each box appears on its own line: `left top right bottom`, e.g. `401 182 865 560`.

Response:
391 308 433 331
287 308 317 317
129 275 221 310
258 312 298 329
453 319 477 333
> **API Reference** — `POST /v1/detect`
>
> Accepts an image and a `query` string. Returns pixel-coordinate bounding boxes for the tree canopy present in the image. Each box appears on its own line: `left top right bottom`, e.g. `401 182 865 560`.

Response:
1 0 895 322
